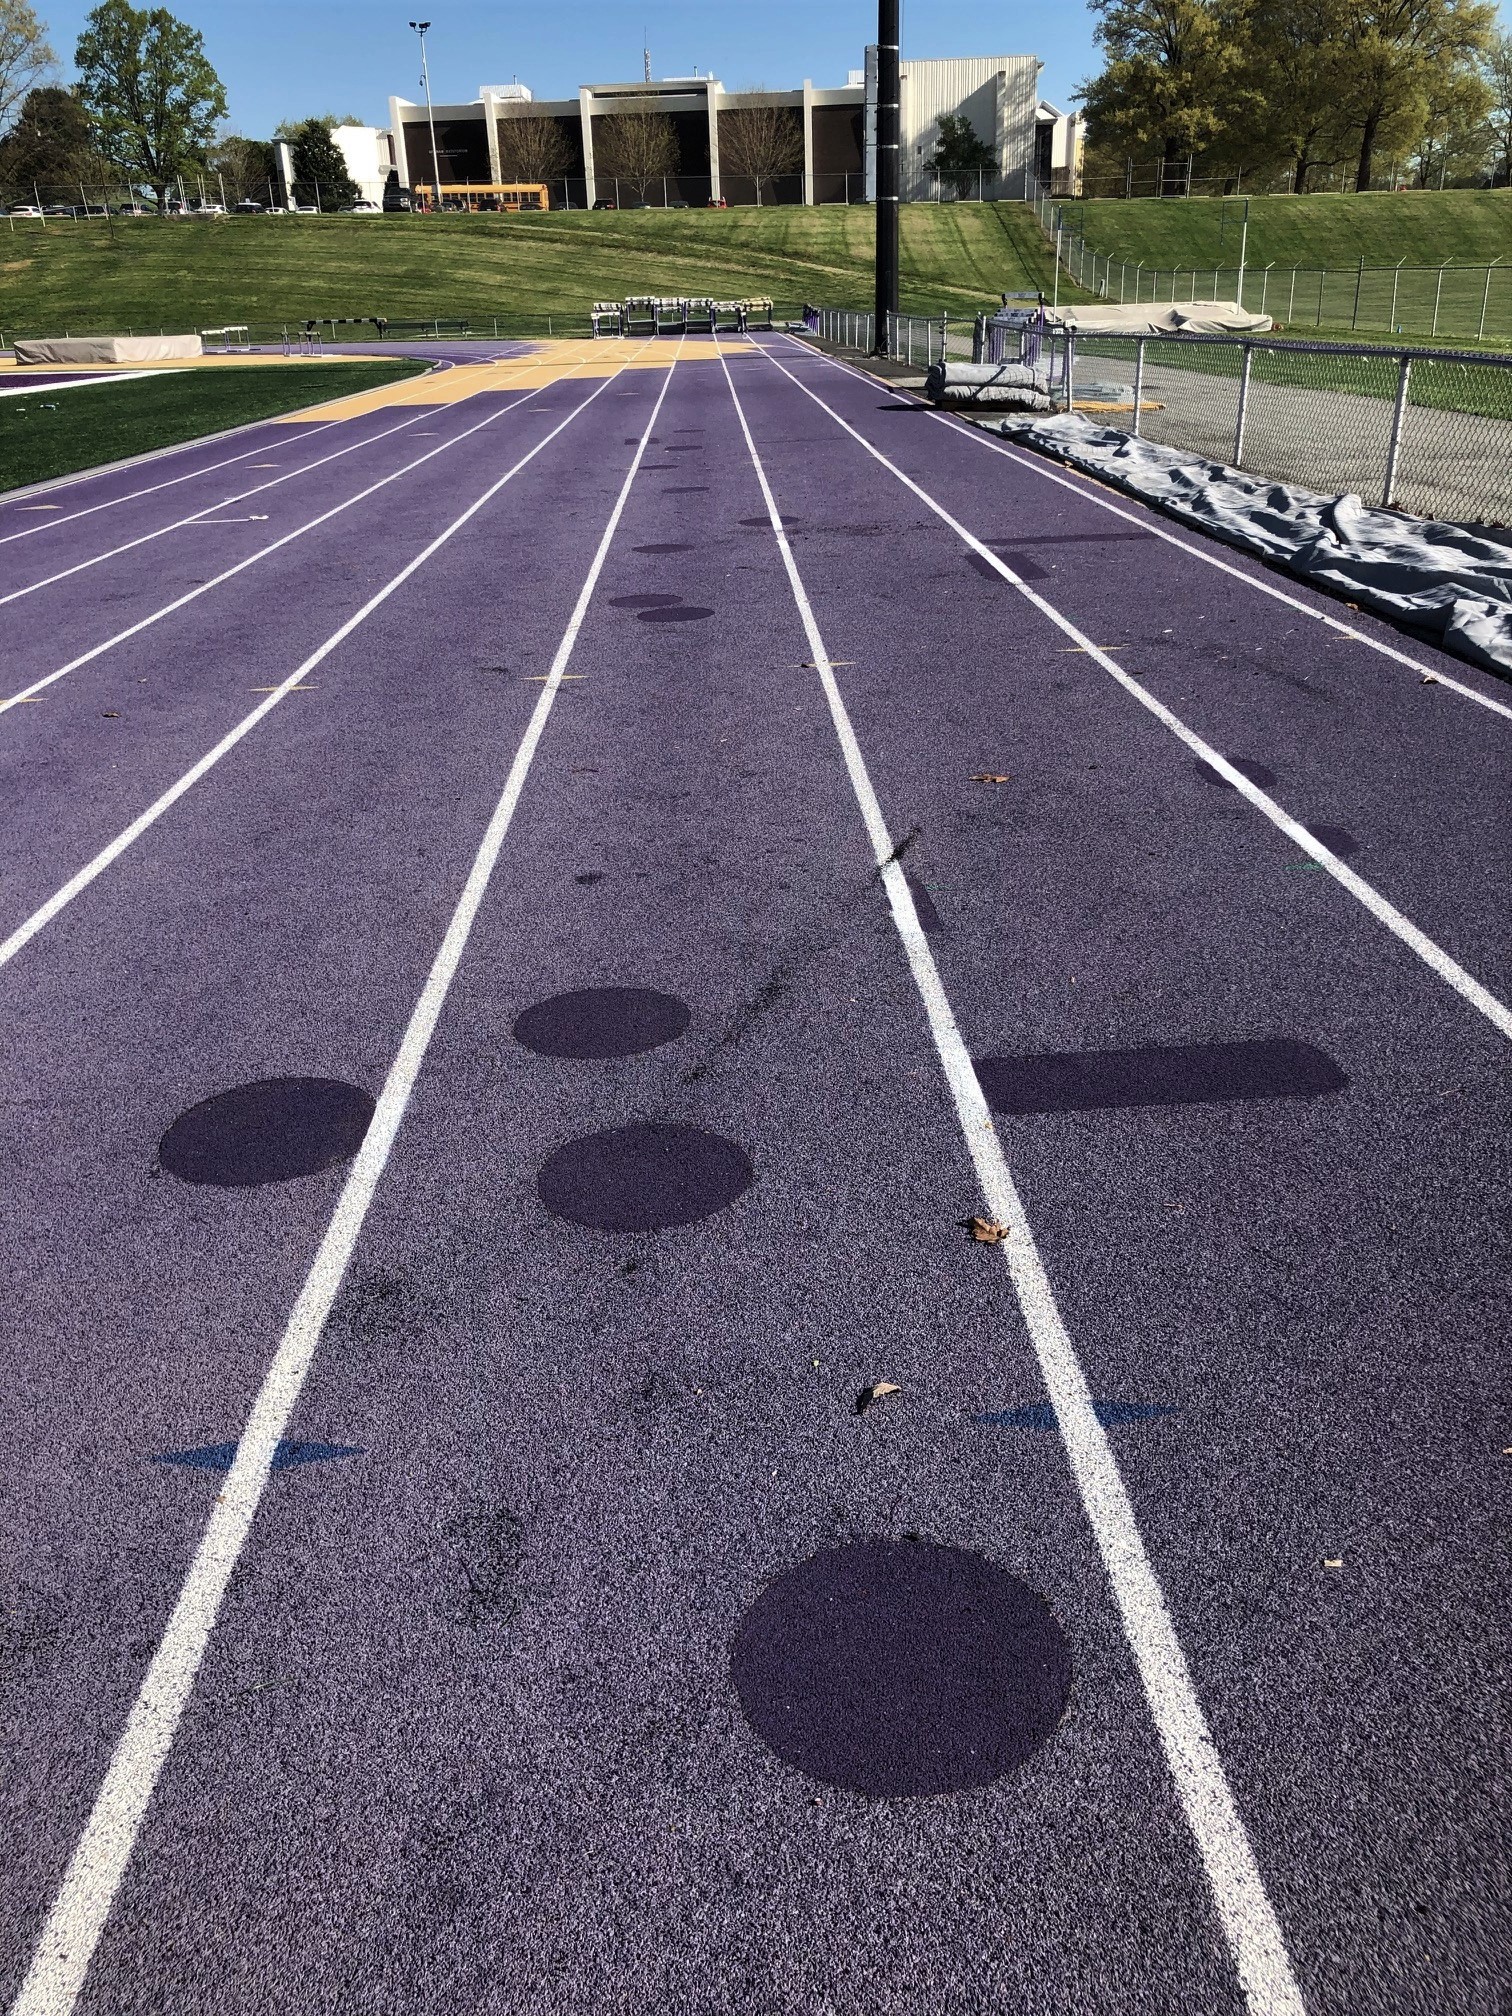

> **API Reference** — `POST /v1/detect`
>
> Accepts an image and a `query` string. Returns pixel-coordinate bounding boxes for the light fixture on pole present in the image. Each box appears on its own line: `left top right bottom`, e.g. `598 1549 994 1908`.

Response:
410 20 443 212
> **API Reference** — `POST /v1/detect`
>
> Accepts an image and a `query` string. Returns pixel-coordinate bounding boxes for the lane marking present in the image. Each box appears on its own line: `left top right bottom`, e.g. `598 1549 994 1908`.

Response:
720 348 1308 2016
753 342 1512 1043
4 342 681 2016
0 428 337 547
0 407 447 608
774 336 1512 726
0 340 659 972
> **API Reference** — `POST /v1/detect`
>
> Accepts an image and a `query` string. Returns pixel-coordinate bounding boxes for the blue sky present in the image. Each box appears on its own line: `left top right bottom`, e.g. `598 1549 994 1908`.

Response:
33 2 1104 135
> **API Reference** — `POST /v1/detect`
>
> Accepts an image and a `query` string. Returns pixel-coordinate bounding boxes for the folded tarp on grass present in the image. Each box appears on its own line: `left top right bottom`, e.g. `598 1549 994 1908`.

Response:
999 411 1512 675
13 333 203 365
926 361 1053 410
1044 300 1273 337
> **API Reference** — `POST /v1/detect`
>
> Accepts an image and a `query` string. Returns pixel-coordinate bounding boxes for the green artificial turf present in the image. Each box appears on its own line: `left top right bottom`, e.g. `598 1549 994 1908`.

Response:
0 358 428 492
0 204 1062 340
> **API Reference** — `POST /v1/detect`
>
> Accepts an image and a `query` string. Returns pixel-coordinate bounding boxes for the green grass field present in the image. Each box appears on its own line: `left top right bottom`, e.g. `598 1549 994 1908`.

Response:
0 358 427 492
0 204 1060 340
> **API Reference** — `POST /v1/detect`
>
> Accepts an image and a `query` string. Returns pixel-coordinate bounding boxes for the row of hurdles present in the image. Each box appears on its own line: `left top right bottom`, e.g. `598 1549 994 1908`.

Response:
591 297 776 337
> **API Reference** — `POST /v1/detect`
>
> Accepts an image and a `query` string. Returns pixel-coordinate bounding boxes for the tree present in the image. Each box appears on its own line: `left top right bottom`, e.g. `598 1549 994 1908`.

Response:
1329 0 1496 190
75 2 226 211
1235 0 1352 192
209 132 275 205
1407 61 1492 184
922 110 998 195
0 0 53 135
496 111 574 187
1481 31 1512 185
279 115 359 210
0 82 112 201
1080 0 1252 193
592 99 679 202
718 100 804 203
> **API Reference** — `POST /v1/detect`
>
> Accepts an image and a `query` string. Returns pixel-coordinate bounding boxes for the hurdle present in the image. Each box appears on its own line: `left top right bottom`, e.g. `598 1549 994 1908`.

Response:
591 302 624 337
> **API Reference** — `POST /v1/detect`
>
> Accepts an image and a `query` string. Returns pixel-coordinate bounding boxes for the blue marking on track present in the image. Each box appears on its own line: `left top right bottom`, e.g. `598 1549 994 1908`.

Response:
152 1440 364 1472
976 1401 1178 1431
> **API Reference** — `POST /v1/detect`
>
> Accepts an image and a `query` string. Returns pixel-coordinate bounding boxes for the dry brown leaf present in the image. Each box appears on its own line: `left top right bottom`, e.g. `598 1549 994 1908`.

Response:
854 1380 902 1416
970 772 1012 784
964 1216 1010 1244
1421 673 1439 685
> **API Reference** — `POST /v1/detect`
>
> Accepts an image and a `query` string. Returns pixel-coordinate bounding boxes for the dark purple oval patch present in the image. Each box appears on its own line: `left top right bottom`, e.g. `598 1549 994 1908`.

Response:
633 543 693 555
538 1123 751 1230
638 605 714 623
608 593 682 609
159 1077 374 1187
731 1539 1070 1796
513 987 691 1059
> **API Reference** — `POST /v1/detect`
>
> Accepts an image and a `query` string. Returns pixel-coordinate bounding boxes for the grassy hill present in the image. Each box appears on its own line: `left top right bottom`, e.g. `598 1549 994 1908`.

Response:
1064 188 1512 271
0 203 1061 341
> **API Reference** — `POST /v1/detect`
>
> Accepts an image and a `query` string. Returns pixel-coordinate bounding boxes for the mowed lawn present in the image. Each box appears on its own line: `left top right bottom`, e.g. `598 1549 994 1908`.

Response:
1067 188 1512 271
0 358 427 490
0 204 1063 339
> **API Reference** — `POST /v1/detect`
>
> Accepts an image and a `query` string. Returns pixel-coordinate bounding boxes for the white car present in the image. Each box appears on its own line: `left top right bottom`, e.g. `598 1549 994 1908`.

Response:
9 204 44 218
343 200 382 214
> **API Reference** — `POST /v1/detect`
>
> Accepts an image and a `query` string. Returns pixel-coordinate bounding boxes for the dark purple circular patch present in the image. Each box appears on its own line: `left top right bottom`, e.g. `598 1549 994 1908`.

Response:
740 514 800 528
638 605 714 623
513 986 691 1059
608 593 682 609
730 1539 1071 1797
158 1077 374 1187
538 1123 751 1230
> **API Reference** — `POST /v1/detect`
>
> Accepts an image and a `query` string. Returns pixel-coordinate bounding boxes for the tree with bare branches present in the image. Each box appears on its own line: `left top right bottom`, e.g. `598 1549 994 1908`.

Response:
592 99 679 202
0 0 54 134
497 111 574 187
718 100 804 203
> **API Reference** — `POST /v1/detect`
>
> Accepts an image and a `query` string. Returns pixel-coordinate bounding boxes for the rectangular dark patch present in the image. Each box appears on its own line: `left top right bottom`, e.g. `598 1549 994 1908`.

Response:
990 531 1156 547
966 550 1047 584
904 873 944 934
976 1038 1347 1115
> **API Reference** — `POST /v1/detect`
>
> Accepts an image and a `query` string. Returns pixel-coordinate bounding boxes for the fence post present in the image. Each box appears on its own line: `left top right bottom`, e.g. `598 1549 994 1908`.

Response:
1351 254 1363 329
1287 268 1296 322
1382 355 1411 507
1431 265 1445 338
1131 336 1145 438
1477 259 1501 341
1388 258 1403 331
940 312 948 360
1233 344 1254 465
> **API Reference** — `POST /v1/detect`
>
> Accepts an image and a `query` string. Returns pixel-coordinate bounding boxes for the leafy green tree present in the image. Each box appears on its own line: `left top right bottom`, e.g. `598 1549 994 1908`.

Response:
1478 30 1512 185
75 1 226 211
1234 0 1352 192
279 115 359 210
1080 0 1252 193
923 111 998 194
209 132 275 206
1330 0 1496 190
0 0 54 134
0 82 113 201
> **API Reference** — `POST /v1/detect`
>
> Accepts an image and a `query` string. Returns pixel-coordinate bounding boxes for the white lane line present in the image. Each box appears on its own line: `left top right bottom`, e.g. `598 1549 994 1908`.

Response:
719 348 1308 2016
774 334 1512 726
0 340 659 971
0 371 163 398
0 406 448 606
5 343 683 2016
0 427 338 547
753 342 1512 1043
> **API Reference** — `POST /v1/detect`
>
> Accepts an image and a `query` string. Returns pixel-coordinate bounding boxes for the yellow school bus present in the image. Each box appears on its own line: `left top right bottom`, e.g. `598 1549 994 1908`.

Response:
417 183 550 214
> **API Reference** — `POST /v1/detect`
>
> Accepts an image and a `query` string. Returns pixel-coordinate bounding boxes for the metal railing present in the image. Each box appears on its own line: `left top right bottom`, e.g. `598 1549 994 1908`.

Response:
1069 331 1512 523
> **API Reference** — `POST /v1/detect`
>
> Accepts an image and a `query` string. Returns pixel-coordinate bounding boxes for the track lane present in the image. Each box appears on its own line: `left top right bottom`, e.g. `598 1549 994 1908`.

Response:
0 355 682 2014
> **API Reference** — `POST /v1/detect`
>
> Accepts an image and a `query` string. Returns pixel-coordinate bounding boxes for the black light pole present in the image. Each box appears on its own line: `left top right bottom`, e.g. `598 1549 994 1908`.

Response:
874 0 900 353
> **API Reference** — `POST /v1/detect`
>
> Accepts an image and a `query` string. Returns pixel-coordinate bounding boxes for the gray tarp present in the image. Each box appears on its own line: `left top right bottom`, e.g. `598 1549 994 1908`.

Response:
1041 300 1274 337
999 411 1512 674
12 334 203 365
926 360 1053 410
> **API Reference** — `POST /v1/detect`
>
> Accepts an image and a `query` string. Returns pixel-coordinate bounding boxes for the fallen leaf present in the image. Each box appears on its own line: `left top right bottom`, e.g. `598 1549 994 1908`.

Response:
1323 1558 1344 1569
101 710 120 718
1421 672 1439 685
854 1380 902 1416
963 1216 1010 1244
970 772 1012 784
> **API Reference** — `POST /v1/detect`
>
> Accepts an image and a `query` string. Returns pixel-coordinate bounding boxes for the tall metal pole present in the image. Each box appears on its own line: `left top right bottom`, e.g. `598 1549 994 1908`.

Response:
874 0 899 353
411 21 442 211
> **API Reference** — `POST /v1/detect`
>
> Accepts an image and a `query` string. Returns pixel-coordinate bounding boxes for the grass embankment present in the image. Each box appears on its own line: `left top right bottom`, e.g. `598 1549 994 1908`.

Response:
0 357 427 491
1061 188 1512 345
0 203 1059 339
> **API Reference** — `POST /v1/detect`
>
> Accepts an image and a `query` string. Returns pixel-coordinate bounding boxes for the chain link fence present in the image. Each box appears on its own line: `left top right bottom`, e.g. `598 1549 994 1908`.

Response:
1066 332 1512 523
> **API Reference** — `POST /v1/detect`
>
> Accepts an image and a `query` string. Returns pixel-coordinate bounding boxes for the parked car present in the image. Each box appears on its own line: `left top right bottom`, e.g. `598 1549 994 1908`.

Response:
42 203 76 217
592 197 617 210
114 203 151 216
668 200 690 209
9 204 44 218
342 199 382 214
706 197 728 209
233 198 264 213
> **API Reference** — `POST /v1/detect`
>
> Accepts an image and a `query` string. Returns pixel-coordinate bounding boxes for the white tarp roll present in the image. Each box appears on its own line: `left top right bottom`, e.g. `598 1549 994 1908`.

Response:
12 334 204 365
926 360 1053 409
999 410 1512 675
1042 301 1273 338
